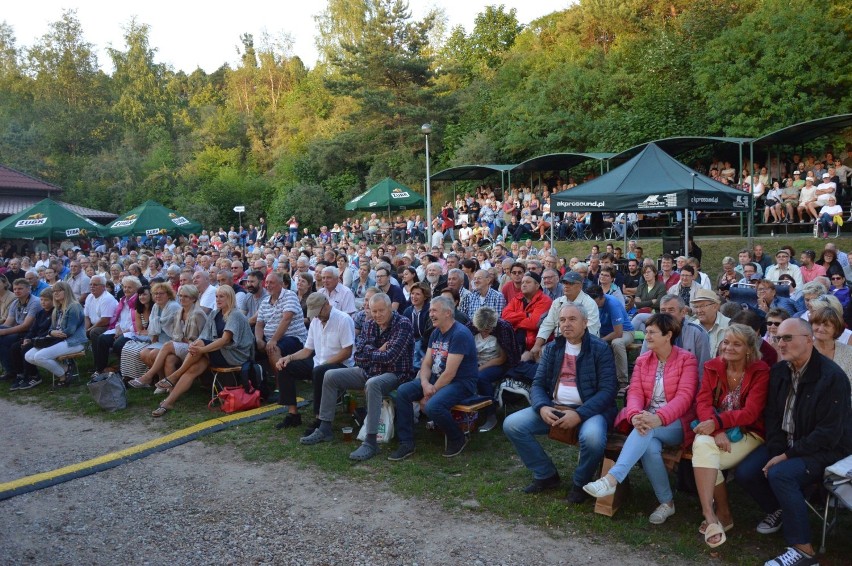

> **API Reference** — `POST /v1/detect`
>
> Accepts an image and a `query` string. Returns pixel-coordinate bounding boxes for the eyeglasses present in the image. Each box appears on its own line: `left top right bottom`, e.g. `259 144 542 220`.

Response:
765 321 783 327
831 276 844 280
776 334 810 342
510 270 524 275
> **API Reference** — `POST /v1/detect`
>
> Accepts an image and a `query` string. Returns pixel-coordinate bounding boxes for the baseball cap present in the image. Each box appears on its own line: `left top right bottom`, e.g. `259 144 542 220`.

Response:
305 293 328 319
691 289 720 305
561 271 583 284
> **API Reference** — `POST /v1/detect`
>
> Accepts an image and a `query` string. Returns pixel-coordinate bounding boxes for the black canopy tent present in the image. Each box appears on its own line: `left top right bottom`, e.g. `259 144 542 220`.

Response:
429 164 518 201
550 143 751 253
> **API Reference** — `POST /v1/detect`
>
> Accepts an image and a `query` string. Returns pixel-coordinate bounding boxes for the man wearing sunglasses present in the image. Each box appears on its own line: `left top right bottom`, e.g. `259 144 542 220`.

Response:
736 318 852 566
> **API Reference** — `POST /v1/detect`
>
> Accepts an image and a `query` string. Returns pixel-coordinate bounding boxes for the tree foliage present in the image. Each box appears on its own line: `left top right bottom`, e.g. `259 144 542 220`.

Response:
0 1 848 230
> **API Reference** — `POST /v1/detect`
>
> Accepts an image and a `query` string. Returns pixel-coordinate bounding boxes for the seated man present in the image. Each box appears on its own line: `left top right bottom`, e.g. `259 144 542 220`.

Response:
736 318 851 566
274 293 355 432
390 296 478 460
501 272 553 354
300 293 413 462
504 304 618 502
589 285 635 389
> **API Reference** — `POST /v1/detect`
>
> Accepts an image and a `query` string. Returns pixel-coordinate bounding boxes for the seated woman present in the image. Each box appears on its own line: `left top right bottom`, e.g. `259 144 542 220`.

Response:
631 264 667 331
583 313 697 525
692 324 770 548
9 288 54 391
816 195 843 238
24 282 87 386
152 285 253 417
130 284 208 388
829 271 851 309
119 285 153 382
472 306 520 433
134 283 181 379
810 305 852 387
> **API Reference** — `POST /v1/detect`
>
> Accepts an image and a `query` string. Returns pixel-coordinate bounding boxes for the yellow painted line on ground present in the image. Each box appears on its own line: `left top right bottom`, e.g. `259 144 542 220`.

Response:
0 403 287 498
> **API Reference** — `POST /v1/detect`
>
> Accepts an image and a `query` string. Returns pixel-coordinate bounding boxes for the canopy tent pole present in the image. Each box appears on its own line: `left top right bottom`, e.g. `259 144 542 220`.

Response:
747 142 755 249
684 208 690 261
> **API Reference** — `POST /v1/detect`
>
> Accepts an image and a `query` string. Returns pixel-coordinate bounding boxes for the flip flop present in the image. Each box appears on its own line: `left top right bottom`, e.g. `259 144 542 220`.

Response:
151 405 170 418
128 378 150 389
154 378 174 390
704 522 727 548
698 520 733 535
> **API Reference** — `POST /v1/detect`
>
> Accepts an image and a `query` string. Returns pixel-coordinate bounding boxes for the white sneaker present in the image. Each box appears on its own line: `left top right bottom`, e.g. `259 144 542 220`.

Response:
583 477 616 498
649 502 676 524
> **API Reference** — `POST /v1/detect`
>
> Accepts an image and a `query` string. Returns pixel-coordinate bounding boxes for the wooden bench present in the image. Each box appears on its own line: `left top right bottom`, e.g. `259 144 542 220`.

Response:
209 366 243 398
451 397 493 435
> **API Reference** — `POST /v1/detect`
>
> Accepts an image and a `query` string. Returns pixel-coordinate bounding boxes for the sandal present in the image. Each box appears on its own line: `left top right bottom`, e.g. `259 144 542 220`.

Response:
704 522 727 548
128 378 150 389
151 405 170 417
698 520 733 535
154 378 174 390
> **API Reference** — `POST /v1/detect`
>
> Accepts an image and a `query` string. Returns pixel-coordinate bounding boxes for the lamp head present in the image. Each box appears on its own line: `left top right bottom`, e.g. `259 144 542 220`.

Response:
421 123 432 135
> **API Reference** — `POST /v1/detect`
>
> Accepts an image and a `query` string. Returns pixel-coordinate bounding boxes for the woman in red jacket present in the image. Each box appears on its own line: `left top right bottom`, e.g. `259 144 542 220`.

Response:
692 324 769 548
583 313 698 525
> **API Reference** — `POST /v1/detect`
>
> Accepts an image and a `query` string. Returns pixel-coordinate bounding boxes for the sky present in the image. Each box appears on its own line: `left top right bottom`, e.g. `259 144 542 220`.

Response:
3 1 569 73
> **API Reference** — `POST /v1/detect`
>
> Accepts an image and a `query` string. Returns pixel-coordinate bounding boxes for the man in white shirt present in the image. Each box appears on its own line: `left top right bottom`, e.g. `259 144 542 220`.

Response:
275 293 355 432
83 275 118 343
815 172 836 206
66 260 91 304
763 249 804 289
193 270 216 314
317 266 356 315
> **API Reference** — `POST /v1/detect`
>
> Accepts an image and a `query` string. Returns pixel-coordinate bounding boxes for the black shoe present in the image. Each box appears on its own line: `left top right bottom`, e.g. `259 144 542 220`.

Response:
9 377 25 391
442 436 470 458
756 509 783 534
764 547 818 566
566 484 590 504
523 472 561 494
387 444 415 461
303 419 321 437
18 376 42 390
275 413 302 430
0 373 14 382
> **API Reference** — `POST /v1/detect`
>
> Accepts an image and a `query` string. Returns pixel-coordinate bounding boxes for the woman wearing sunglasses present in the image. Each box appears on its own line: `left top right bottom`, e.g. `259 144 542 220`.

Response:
828 270 850 309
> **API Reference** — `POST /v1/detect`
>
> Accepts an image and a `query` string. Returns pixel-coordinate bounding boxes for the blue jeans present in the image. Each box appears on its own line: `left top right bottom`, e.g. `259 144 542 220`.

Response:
476 365 505 415
735 444 819 546
504 407 608 487
395 377 474 444
818 213 835 235
609 419 683 504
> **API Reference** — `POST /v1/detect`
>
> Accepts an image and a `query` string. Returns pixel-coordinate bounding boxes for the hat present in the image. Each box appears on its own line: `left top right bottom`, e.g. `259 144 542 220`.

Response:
524 271 541 286
775 249 790 257
793 170 801 175
305 293 328 319
691 289 720 305
806 176 815 182
823 173 831 178
561 271 583 284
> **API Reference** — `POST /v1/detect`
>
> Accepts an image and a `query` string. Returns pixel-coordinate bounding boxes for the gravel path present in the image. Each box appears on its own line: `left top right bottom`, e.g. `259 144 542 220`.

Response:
0 399 680 565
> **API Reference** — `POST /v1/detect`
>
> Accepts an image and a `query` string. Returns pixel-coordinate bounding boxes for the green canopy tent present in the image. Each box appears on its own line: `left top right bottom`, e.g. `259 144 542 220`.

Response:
550 143 751 253
106 200 202 239
0 198 105 244
345 178 425 219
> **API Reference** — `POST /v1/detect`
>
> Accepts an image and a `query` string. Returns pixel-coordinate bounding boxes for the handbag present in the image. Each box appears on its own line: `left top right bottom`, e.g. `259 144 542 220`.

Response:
547 405 580 446
33 335 62 349
87 372 127 412
208 385 261 414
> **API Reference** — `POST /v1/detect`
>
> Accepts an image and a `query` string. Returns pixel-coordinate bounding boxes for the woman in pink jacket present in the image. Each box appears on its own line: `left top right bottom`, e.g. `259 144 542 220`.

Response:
584 313 698 525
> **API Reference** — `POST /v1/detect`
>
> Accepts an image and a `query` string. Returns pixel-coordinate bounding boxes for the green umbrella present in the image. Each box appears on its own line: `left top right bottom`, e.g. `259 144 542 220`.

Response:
0 198 105 240
345 178 425 214
107 200 202 238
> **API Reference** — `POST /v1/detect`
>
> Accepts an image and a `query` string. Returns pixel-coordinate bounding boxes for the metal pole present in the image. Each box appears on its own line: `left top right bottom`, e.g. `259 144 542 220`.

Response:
747 142 755 249
423 124 433 244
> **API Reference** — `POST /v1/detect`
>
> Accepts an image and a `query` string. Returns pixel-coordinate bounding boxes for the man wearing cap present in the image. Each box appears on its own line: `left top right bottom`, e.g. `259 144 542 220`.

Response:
532 271 601 361
764 250 803 289
502 272 553 353
780 176 801 223
589 285 635 388
300 293 413 462
275 293 355 432
459 269 506 320
815 172 837 206
690 289 729 356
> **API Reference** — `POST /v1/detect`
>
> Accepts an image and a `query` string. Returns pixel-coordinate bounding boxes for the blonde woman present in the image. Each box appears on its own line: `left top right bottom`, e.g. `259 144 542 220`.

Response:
152 285 253 416
24 282 87 386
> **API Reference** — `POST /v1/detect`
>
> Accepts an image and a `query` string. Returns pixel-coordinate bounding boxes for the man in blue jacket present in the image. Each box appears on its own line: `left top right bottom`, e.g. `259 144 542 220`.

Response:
503 303 618 503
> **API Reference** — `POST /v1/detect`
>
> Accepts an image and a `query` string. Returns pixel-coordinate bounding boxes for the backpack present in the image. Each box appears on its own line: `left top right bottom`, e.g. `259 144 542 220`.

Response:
240 360 270 401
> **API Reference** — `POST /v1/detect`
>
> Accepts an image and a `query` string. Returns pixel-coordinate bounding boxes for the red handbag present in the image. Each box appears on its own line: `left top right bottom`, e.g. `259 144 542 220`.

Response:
208 385 261 414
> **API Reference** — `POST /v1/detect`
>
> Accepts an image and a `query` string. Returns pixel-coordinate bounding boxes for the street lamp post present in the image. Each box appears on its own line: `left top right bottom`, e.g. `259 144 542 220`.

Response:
422 123 432 244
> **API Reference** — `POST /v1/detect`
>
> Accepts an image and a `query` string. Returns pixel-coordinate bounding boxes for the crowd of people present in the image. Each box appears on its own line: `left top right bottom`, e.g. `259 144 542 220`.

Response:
0 144 851 566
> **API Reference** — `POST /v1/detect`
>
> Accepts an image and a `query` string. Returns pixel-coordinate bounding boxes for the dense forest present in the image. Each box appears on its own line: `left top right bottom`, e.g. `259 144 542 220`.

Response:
0 0 849 231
